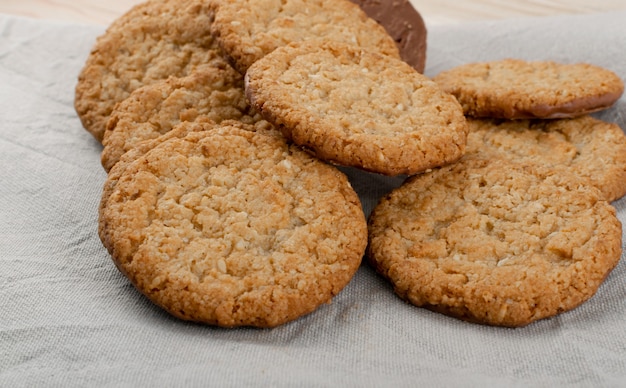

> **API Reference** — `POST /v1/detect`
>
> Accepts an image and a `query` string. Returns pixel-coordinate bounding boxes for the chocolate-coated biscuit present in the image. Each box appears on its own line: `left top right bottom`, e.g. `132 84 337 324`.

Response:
348 0 427 73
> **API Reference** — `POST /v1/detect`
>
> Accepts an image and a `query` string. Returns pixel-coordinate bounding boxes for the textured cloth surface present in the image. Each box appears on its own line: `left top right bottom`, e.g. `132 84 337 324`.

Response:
1 11 626 387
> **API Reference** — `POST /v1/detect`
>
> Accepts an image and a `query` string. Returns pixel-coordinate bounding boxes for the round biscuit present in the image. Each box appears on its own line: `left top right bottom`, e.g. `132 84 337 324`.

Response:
100 125 367 327
368 156 622 327
432 59 624 119
245 40 468 176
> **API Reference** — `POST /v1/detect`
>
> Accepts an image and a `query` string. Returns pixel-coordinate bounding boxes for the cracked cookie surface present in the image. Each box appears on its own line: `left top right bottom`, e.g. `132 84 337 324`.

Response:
100 125 367 327
75 0 227 142
208 0 401 74
101 64 263 172
466 116 626 202
99 120 274 233
367 156 622 327
432 59 624 119
245 40 468 176
99 119 218 245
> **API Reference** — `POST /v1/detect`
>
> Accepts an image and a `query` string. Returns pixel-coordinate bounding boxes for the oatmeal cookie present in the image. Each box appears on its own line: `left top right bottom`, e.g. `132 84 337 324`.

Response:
208 0 401 74
466 116 626 202
75 0 227 142
349 0 427 73
99 119 275 245
99 119 216 244
245 40 468 176
368 156 622 327
101 64 263 172
432 59 624 119
100 125 367 327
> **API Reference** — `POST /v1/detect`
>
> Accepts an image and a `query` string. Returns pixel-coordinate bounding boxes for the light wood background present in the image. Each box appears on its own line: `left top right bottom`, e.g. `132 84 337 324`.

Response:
1 0 626 26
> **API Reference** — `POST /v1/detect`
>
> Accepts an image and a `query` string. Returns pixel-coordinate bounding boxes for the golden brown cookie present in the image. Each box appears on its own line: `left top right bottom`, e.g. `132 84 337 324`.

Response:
208 0 401 74
348 0 427 73
99 125 367 328
99 119 275 251
98 119 216 245
466 116 626 202
245 40 468 176
432 59 624 119
75 0 227 142
368 156 622 327
100 64 264 172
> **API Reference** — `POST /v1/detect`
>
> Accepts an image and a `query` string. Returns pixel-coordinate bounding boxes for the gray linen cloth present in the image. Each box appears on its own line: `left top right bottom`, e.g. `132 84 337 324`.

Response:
1 10 626 387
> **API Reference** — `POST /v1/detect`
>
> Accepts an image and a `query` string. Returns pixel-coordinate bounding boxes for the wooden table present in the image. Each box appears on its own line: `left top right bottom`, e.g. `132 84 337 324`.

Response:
2 0 626 26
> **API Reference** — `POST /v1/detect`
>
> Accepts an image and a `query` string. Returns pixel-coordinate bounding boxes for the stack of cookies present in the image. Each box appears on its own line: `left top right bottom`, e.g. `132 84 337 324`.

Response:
77 0 432 328
76 0 625 328
369 59 626 326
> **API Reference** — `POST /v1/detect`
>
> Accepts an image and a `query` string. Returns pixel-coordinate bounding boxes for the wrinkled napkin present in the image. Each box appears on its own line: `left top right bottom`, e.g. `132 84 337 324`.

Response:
1 10 626 387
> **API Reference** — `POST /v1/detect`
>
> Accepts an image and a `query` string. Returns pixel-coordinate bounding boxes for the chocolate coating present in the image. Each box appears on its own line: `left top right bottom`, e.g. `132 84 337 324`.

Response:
349 0 427 73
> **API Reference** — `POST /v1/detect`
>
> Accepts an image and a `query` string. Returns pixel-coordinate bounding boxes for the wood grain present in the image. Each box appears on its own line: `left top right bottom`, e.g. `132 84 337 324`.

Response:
2 0 626 26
